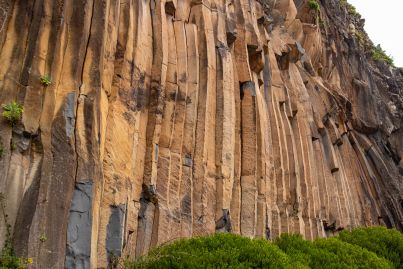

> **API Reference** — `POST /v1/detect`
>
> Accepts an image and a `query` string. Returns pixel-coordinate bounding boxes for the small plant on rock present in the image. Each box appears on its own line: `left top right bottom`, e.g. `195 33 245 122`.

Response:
40 75 51 86
2 101 23 126
39 234 47 243
355 30 371 49
339 0 361 18
308 0 320 11
10 141 16 151
372 44 394 65
347 5 357 16
308 0 320 25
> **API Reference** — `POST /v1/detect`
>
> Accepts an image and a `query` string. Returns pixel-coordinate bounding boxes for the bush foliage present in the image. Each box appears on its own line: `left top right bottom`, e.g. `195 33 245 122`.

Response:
126 233 297 269
339 1 397 68
372 45 394 65
338 227 403 269
126 227 403 269
1 101 23 126
40 75 51 86
308 0 320 12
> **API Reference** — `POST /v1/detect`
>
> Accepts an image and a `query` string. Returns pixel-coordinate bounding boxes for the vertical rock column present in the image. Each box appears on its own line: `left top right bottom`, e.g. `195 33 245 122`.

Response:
240 81 258 237
180 23 199 238
230 54 243 235
33 1 96 267
190 3 217 236
152 5 177 248
266 47 284 237
255 75 271 239
99 0 153 265
66 0 120 267
214 0 236 233
0 0 46 256
166 19 188 242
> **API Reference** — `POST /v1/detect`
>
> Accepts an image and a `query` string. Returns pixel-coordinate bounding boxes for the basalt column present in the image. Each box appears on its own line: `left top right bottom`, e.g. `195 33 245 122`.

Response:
0 0 402 268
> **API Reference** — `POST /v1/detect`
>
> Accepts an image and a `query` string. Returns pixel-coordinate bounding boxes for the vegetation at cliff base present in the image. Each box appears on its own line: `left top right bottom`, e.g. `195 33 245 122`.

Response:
126 233 295 269
338 227 403 269
125 227 403 269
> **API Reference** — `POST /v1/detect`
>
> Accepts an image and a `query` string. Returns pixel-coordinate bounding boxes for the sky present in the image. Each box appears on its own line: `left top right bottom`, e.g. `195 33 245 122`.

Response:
347 0 403 67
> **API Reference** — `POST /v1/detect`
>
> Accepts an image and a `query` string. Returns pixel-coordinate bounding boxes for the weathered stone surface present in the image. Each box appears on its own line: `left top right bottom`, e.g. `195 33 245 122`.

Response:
65 182 93 269
0 0 402 268
106 204 125 267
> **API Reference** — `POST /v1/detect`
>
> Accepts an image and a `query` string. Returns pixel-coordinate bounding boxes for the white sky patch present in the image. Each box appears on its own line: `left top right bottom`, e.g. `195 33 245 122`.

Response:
347 0 403 67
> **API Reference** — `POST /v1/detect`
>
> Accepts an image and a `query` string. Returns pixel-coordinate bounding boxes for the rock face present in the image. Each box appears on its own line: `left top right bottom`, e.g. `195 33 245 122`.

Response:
0 0 402 268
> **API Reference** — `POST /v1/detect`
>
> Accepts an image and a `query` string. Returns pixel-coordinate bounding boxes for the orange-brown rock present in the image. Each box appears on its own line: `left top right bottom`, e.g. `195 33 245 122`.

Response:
0 0 402 268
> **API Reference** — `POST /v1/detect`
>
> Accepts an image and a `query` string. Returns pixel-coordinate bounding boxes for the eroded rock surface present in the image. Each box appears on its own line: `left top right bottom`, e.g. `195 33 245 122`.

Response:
0 0 402 268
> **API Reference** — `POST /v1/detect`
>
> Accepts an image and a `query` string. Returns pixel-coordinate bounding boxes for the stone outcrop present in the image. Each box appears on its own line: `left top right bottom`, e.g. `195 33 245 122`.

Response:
0 0 402 268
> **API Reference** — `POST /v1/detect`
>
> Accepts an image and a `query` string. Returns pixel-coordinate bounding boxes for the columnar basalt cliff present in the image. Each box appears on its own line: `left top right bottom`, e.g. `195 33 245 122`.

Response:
0 0 402 268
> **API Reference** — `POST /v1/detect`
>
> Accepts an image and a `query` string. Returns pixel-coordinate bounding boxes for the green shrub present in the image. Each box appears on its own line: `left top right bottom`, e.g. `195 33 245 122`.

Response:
0 143 3 158
355 30 371 48
346 3 358 16
338 227 403 269
126 233 298 269
125 229 401 269
308 0 320 11
40 75 51 86
39 235 47 243
275 234 338 268
372 44 394 65
339 0 360 17
275 234 392 269
1 101 23 126
0 244 32 269
314 237 392 269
